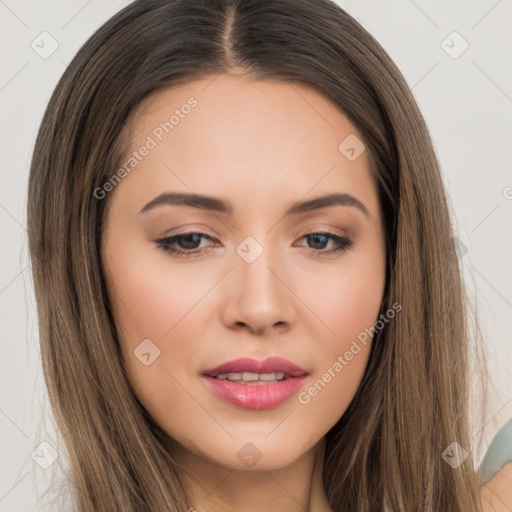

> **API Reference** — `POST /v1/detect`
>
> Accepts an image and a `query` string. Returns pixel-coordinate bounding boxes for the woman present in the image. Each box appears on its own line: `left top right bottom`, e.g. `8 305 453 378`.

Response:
27 0 507 510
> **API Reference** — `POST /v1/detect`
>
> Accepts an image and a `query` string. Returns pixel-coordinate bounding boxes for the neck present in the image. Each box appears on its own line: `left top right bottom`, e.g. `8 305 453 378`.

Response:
178 438 332 512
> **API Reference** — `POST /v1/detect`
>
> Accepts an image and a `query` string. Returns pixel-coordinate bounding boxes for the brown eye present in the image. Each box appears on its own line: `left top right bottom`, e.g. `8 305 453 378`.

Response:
154 232 215 257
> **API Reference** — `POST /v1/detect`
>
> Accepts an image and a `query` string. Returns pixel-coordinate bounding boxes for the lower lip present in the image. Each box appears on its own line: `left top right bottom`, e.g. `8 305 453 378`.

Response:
203 376 307 410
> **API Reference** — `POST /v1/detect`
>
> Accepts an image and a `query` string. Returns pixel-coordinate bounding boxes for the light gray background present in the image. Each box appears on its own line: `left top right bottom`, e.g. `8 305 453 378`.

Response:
1 0 511 510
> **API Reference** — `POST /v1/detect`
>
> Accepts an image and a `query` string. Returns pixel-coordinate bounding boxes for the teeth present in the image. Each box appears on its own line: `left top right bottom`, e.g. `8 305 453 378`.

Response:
242 372 260 381
259 372 285 381
215 371 286 382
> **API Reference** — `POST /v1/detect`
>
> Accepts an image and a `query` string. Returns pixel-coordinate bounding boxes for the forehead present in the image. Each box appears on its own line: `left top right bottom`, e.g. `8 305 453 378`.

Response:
112 73 379 218
131 73 355 159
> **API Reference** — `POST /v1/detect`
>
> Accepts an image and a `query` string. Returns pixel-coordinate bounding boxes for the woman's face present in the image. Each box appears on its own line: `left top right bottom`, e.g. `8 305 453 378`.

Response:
102 73 386 471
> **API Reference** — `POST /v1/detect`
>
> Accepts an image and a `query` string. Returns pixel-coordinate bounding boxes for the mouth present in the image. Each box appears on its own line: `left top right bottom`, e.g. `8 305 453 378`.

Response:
202 357 309 410
211 371 289 385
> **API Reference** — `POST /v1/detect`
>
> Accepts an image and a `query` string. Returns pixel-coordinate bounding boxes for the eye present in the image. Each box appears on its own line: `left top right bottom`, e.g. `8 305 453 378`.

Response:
295 232 353 255
154 232 217 257
154 231 353 258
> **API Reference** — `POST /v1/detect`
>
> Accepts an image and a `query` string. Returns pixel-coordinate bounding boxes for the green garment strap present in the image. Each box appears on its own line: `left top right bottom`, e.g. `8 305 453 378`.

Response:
478 419 512 482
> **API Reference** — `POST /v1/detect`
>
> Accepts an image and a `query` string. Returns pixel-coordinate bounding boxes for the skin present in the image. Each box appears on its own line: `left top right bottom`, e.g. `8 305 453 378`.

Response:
101 69 386 512
482 463 512 511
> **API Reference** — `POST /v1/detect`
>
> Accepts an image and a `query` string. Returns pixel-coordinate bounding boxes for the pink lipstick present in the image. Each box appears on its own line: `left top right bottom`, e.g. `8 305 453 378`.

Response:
202 357 308 410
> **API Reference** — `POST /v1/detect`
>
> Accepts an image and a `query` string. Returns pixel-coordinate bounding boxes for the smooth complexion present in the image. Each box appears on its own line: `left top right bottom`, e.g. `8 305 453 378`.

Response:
101 71 386 512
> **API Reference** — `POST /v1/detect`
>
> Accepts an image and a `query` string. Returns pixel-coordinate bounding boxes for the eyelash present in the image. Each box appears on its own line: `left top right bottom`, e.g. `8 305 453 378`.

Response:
153 231 353 258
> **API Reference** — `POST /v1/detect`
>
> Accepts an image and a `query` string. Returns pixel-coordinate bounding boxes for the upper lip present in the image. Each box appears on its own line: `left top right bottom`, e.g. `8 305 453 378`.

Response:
203 357 308 378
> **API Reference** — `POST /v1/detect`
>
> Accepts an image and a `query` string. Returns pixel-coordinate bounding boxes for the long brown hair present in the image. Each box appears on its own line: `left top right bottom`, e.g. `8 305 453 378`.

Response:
27 0 484 510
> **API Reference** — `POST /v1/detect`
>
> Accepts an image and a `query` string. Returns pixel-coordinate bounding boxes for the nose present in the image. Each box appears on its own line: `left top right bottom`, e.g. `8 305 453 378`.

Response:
220 242 295 336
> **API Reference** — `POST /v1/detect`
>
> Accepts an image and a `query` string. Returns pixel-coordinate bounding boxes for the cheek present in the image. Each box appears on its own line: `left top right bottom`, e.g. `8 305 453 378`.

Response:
322 266 383 349
102 239 216 400
105 258 213 433
105 238 216 347
298 243 385 355
292 249 385 421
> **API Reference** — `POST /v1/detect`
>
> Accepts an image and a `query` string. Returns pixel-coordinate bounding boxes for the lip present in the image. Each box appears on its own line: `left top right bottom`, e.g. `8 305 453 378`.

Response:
203 357 308 378
202 357 309 410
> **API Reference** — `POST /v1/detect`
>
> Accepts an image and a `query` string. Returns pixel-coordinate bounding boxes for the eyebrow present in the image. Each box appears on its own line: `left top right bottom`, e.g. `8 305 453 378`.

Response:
138 192 369 217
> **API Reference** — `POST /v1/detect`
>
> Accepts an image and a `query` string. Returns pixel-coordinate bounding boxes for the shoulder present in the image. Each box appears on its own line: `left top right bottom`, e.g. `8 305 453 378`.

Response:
479 419 512 512
481 463 512 512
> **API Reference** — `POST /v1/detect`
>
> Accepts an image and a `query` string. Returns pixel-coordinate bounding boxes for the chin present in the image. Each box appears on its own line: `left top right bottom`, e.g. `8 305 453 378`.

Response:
177 429 322 472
